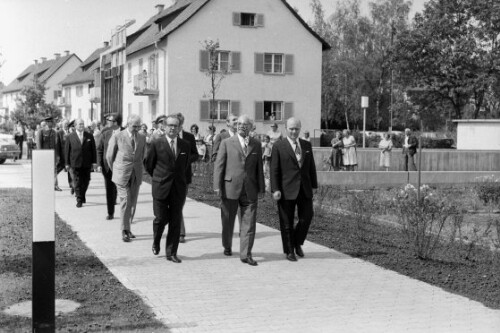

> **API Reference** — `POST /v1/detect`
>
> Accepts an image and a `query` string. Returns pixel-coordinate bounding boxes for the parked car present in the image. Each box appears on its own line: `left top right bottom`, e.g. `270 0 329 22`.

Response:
0 133 20 164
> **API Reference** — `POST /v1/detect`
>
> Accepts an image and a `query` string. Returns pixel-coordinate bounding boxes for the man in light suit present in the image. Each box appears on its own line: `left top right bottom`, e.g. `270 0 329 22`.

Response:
214 115 265 266
64 119 97 208
145 114 191 263
106 114 147 242
211 113 238 162
403 128 419 171
271 117 318 261
97 113 121 220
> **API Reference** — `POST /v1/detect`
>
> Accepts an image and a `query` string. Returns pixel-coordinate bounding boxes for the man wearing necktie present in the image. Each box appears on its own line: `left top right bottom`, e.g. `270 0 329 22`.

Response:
64 119 97 208
270 117 318 261
145 114 191 263
213 115 265 266
106 114 147 242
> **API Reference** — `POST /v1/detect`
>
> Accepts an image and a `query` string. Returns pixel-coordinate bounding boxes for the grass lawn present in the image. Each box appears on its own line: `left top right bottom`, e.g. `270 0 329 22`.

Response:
0 188 165 332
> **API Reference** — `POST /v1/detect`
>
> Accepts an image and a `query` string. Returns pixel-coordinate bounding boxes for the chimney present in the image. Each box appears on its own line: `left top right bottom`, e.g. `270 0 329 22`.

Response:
34 59 38 65
54 53 61 59
64 50 70 56
41 57 47 63
103 41 109 47
155 4 165 13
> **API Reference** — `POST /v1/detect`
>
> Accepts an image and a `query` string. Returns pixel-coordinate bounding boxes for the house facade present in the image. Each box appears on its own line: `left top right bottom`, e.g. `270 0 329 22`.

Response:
1 52 81 118
116 0 328 136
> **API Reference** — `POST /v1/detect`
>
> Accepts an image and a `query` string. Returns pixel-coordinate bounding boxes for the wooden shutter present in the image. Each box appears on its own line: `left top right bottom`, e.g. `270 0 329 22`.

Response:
256 14 264 27
200 100 210 120
53 90 58 100
231 52 241 73
231 101 240 116
284 102 293 120
254 53 264 73
199 50 209 71
233 12 241 26
255 101 264 121
285 54 294 74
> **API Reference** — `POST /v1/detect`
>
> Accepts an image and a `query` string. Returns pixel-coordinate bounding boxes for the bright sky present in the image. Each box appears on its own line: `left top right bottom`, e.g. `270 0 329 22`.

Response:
0 0 427 85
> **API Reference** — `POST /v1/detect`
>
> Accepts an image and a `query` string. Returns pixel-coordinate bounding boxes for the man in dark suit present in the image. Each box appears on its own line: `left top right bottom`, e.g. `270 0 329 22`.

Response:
64 119 97 208
145 114 191 263
271 117 318 261
97 113 121 220
214 115 265 266
56 120 70 192
211 113 238 162
175 113 199 243
403 128 419 171
36 116 63 191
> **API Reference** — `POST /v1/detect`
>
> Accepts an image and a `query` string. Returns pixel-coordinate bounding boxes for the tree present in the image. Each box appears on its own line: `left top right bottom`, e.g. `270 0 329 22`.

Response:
394 0 500 121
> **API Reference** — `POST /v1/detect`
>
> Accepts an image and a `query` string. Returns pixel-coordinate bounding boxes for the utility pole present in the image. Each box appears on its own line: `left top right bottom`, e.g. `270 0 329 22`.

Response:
389 20 395 132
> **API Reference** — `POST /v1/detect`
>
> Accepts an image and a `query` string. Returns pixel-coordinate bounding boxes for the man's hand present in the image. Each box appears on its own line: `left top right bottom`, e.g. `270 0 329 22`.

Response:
97 166 102 173
65 165 70 172
272 191 281 201
214 189 220 196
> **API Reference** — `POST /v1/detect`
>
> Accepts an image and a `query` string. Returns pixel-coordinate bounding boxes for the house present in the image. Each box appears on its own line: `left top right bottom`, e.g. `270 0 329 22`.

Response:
59 43 110 124
112 0 329 135
1 52 82 117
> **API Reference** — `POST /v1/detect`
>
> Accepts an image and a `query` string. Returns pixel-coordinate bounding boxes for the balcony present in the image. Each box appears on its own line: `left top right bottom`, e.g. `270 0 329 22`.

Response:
90 87 101 103
133 71 158 96
57 97 70 106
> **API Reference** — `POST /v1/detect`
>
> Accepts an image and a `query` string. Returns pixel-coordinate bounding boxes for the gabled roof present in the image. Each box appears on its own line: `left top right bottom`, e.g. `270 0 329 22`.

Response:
126 0 330 57
2 54 81 94
60 45 110 86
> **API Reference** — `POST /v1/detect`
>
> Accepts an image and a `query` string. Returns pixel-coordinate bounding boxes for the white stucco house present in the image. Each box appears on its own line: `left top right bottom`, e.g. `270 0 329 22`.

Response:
118 0 329 135
453 119 500 150
59 44 109 124
1 52 81 117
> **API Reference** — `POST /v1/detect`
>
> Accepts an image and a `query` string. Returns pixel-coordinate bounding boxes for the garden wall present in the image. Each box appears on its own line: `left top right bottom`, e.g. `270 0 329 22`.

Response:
313 148 500 172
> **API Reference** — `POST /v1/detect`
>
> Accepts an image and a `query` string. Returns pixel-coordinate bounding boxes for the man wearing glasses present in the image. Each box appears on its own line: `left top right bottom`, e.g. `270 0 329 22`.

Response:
106 114 147 242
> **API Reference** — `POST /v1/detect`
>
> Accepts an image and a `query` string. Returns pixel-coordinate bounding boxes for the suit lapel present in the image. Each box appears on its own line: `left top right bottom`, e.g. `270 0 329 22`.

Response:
246 138 257 157
285 139 300 168
163 136 176 161
230 135 245 157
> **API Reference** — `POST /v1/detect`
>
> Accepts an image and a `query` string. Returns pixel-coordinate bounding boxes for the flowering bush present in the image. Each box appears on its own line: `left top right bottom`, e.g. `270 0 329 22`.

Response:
474 175 500 206
393 184 456 259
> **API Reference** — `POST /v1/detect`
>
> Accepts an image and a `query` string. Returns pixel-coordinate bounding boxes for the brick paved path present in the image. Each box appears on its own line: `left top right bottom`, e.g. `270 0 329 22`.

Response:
3 163 500 332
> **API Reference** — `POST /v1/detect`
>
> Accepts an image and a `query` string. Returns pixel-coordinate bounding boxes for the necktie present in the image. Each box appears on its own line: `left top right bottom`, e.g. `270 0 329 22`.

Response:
170 139 176 156
243 137 249 156
295 141 302 167
131 135 136 151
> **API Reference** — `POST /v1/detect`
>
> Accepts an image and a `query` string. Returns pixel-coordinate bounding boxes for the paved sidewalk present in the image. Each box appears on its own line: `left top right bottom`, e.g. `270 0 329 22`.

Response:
2 163 500 332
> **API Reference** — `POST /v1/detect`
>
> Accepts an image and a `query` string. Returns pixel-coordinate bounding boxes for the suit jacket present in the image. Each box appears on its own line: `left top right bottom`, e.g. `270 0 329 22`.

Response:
403 135 419 156
97 125 120 173
36 128 62 161
180 130 198 185
56 129 67 168
64 131 97 169
106 130 146 187
213 135 265 201
145 136 191 200
211 131 231 161
270 138 318 200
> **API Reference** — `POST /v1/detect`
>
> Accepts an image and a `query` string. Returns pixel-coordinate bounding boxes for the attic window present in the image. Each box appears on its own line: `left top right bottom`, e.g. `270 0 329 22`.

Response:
233 12 264 27
241 13 255 26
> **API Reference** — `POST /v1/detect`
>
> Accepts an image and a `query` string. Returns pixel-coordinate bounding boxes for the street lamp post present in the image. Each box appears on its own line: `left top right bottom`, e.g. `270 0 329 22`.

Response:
361 96 369 148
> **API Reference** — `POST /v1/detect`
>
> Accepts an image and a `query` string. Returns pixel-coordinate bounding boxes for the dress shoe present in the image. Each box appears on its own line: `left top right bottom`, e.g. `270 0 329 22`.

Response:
82 198 86 204
295 245 304 257
126 231 136 239
122 231 130 242
167 255 182 263
179 236 186 243
223 248 232 256
106 215 114 220
241 257 258 266
152 243 160 255
54 186 62 191
76 201 82 208
286 253 298 262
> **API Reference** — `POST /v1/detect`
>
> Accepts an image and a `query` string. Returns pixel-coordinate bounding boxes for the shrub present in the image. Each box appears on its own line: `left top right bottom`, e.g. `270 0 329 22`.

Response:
344 190 379 242
474 176 500 207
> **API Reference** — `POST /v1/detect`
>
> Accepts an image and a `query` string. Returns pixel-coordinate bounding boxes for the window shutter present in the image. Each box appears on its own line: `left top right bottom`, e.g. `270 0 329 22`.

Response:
53 90 58 99
255 101 264 121
285 54 294 74
231 52 241 73
233 12 241 26
256 14 264 27
200 100 210 120
199 50 209 71
284 102 293 120
254 53 264 73
231 101 240 116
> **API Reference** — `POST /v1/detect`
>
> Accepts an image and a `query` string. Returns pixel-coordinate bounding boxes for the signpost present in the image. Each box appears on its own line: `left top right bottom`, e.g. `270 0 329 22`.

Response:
32 150 55 332
361 96 369 148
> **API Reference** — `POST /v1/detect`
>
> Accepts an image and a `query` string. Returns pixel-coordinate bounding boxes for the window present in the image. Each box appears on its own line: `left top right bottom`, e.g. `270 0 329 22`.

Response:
138 58 143 73
200 100 240 121
264 101 283 121
241 13 255 26
64 87 71 105
211 51 230 72
78 108 82 118
200 50 240 73
210 100 229 120
127 62 132 82
233 12 264 27
76 85 83 97
264 54 283 74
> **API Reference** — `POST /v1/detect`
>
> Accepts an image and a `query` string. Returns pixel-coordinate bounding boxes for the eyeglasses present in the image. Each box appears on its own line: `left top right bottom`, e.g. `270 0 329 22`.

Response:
166 124 179 128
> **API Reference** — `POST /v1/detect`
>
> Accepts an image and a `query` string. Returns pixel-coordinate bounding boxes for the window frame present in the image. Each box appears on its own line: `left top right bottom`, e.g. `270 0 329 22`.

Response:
240 13 256 27
209 100 230 121
210 51 231 72
264 53 284 74
264 101 284 122
75 85 83 97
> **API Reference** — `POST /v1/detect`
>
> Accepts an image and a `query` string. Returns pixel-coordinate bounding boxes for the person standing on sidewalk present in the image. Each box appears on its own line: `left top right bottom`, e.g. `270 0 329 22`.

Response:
211 113 238 162
145 114 191 263
106 114 146 243
36 116 63 191
14 120 25 160
213 115 265 266
271 117 318 262
64 119 97 208
97 113 121 220
403 128 418 171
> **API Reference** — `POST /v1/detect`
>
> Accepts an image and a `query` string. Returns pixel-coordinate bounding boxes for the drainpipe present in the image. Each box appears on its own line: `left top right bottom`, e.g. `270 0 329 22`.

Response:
154 41 167 115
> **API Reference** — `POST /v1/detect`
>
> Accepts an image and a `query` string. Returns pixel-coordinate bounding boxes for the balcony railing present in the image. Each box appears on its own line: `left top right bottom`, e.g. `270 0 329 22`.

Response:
133 71 158 96
90 87 101 103
57 97 70 106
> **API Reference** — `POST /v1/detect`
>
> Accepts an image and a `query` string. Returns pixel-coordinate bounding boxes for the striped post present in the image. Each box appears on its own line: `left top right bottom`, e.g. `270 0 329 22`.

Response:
32 150 55 332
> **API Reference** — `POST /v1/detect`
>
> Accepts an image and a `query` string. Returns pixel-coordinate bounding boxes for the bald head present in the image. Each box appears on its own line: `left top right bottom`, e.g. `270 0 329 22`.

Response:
286 117 301 141
75 118 85 133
